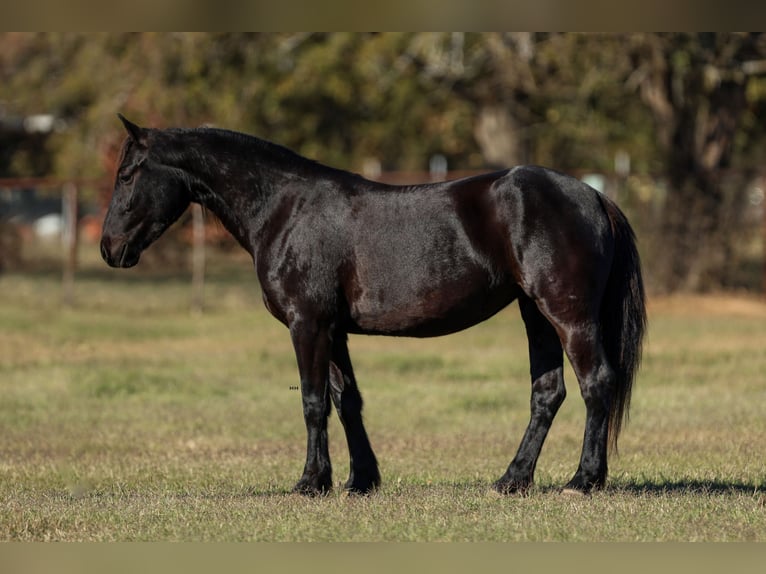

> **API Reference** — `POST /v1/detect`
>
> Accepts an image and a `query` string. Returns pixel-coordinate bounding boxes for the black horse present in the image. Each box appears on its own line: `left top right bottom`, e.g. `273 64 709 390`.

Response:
101 115 646 496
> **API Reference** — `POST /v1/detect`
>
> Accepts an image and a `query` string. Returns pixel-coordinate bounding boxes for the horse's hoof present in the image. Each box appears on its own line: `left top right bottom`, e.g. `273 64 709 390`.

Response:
563 476 604 495
291 478 332 497
340 488 372 500
486 487 505 499
343 486 377 496
560 487 587 497
291 486 330 497
343 474 380 496
492 478 531 496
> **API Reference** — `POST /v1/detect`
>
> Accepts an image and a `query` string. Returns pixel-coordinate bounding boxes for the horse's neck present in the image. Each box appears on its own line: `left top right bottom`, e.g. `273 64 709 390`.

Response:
179 132 309 256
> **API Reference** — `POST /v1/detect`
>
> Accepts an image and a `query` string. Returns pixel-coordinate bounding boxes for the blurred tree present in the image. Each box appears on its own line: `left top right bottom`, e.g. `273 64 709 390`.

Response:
401 33 660 171
0 33 646 177
627 32 766 291
2 33 766 291
241 32 480 171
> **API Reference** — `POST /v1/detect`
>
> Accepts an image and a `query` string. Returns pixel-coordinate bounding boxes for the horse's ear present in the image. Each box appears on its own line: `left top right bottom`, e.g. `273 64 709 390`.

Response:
117 113 147 145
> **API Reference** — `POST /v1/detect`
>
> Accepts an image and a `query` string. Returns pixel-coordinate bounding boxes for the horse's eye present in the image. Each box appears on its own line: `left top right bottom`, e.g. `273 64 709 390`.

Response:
119 158 144 185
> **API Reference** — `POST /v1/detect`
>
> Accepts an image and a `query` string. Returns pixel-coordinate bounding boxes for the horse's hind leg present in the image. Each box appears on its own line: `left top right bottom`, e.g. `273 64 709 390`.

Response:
329 333 381 494
494 295 566 494
560 322 615 493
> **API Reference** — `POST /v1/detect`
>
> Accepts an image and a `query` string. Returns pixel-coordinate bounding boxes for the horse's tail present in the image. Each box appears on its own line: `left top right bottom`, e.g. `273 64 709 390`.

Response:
599 195 647 453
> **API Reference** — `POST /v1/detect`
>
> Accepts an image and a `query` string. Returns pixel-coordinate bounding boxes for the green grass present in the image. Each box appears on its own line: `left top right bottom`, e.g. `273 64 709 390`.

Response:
1 255 765 541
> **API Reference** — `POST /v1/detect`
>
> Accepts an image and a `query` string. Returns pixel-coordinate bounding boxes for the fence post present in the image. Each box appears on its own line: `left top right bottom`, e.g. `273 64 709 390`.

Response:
62 182 78 307
191 204 206 313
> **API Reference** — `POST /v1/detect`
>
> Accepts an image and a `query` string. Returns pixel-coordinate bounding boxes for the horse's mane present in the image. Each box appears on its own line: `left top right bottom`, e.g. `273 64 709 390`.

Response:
166 126 363 183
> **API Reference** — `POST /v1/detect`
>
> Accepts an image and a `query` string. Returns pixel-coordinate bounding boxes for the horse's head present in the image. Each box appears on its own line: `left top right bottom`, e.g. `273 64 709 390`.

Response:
100 115 192 268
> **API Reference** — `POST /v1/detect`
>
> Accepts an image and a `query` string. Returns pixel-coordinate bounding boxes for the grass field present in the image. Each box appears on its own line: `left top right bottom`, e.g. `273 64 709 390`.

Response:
1 251 765 541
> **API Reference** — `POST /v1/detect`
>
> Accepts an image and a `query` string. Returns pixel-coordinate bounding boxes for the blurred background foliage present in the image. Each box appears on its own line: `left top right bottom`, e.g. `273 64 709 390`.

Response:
2 32 766 293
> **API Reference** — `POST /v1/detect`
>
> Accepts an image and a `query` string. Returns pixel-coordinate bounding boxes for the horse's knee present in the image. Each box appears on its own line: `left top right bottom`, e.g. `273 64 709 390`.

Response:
578 363 615 412
531 367 566 417
302 389 331 423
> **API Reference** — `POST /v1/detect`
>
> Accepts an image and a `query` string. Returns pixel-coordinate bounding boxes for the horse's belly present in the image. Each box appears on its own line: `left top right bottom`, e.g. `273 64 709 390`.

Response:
345 277 517 338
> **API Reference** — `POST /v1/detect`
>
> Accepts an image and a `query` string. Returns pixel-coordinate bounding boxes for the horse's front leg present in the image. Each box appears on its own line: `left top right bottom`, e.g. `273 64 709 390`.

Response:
328 333 380 494
290 317 333 496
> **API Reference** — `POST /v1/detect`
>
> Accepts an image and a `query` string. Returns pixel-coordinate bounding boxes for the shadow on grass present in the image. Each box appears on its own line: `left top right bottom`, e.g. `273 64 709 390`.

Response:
62 478 764 502
608 479 764 496
421 478 765 498
239 479 766 499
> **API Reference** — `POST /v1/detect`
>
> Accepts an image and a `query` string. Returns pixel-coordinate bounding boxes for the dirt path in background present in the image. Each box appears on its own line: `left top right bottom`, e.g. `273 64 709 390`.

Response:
648 293 766 318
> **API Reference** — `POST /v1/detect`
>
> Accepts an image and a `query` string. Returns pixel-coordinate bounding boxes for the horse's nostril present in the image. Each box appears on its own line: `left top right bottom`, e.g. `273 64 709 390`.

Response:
100 238 111 265
118 244 129 267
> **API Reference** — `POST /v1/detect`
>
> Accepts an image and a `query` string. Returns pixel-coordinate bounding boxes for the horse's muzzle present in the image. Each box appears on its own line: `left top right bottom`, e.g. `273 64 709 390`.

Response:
100 236 139 268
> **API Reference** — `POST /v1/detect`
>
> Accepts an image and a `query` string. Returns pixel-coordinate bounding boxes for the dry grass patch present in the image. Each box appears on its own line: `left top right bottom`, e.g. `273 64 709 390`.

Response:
1 270 765 540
